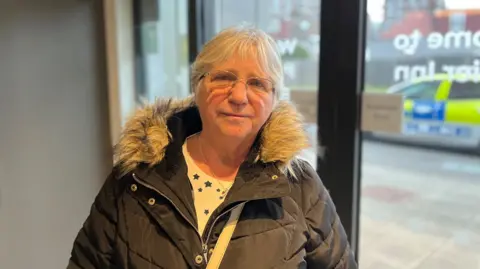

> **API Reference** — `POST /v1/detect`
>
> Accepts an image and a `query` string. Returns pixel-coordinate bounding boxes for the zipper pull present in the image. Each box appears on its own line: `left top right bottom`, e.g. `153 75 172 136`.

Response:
202 243 209 263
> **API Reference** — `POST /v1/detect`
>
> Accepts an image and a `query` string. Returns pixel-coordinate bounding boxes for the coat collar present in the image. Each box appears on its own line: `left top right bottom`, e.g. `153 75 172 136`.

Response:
113 95 310 176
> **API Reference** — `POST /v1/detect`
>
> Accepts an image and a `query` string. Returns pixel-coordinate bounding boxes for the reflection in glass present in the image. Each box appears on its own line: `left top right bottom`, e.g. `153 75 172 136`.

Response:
361 0 480 268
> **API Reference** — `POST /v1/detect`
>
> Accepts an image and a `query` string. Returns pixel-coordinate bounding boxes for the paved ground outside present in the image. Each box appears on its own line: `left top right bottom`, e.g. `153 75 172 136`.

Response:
300 128 480 269
360 141 480 269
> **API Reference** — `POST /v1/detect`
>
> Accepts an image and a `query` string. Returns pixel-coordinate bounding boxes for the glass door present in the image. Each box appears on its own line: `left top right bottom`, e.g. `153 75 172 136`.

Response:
360 0 480 268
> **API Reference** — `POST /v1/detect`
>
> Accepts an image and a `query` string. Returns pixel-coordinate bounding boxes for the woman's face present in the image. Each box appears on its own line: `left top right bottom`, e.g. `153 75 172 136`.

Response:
195 52 275 141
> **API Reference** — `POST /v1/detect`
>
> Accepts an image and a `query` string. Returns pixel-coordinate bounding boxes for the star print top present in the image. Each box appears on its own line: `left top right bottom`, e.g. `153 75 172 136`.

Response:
182 141 234 236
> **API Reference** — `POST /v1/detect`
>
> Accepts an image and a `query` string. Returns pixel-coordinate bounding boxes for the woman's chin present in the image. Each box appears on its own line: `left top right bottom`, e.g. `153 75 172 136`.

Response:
218 125 252 139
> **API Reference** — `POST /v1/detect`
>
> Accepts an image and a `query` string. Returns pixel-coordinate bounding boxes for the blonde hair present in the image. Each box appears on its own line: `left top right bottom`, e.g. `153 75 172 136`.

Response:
190 24 284 96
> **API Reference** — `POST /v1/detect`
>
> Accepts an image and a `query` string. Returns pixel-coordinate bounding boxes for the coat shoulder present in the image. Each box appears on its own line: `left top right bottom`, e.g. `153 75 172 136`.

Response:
286 158 327 214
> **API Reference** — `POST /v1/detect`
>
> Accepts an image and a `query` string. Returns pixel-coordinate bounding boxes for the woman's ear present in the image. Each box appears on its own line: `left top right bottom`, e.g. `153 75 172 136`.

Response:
190 81 197 95
272 90 279 106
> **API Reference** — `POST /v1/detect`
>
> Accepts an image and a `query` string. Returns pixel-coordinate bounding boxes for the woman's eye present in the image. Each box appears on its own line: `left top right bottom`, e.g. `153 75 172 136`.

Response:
212 74 235 81
249 79 266 88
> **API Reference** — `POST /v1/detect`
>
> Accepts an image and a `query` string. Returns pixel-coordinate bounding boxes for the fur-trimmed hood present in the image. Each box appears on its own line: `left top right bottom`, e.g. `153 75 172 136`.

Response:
113 96 310 175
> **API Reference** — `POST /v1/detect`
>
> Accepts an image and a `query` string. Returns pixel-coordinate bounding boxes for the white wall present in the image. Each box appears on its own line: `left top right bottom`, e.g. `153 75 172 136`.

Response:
0 1 112 268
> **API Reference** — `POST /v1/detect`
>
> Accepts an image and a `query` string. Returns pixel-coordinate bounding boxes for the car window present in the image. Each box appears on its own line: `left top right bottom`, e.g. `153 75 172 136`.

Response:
400 81 440 100
448 81 480 100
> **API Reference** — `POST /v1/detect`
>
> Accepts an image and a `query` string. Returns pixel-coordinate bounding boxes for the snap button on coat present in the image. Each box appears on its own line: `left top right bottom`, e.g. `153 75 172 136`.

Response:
130 184 137 192
148 198 155 205
194 254 203 265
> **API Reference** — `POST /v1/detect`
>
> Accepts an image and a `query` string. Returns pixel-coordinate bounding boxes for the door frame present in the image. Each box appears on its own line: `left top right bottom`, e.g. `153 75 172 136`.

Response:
317 0 367 259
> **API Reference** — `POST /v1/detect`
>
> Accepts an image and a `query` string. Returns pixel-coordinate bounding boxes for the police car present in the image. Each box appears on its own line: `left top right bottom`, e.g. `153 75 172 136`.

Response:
369 74 480 153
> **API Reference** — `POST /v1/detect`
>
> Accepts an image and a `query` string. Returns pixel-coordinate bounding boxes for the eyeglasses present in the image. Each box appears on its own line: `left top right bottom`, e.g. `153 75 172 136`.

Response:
200 70 274 93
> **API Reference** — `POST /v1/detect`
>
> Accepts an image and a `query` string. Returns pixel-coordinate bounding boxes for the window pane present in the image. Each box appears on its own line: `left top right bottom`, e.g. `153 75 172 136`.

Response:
133 0 190 104
401 81 440 99
210 0 321 168
361 0 480 268
449 82 480 99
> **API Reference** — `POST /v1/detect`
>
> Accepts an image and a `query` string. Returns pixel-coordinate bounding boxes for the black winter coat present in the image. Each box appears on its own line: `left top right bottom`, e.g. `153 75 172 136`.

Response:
67 97 358 269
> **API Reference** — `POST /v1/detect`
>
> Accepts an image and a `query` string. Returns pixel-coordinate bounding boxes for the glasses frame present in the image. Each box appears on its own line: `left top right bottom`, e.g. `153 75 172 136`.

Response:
200 70 275 93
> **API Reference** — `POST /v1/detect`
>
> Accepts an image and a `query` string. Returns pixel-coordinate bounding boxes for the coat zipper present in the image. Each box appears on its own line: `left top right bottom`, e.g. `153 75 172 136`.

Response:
132 173 251 263
202 202 245 253
131 173 209 261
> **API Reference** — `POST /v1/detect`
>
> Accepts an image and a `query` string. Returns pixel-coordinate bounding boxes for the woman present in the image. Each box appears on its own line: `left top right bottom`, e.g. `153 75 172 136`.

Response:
67 25 357 269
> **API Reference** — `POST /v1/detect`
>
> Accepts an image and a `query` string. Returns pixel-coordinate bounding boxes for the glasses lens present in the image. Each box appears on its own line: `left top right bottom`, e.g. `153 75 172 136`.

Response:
208 71 236 89
247 78 273 92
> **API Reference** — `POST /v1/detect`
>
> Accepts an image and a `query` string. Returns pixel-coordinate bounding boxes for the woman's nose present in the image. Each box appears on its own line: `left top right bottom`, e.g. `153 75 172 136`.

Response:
228 81 248 104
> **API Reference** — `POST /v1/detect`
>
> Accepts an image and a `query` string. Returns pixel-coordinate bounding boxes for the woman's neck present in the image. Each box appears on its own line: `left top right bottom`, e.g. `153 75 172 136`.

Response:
188 131 253 180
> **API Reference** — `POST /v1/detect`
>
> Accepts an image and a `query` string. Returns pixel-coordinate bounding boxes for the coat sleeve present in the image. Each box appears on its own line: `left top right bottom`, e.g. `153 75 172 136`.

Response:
67 172 119 269
299 162 358 269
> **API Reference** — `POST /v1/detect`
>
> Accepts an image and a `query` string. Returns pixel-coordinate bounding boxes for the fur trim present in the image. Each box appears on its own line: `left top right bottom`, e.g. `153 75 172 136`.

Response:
114 95 310 175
